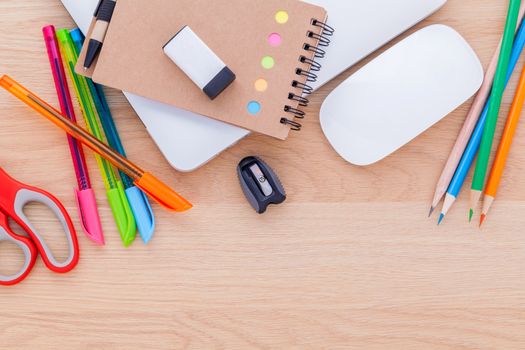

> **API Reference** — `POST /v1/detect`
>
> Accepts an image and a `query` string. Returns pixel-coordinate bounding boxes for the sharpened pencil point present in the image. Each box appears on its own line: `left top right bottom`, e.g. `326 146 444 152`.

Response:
428 206 435 218
468 209 474 223
480 214 486 227
437 213 445 226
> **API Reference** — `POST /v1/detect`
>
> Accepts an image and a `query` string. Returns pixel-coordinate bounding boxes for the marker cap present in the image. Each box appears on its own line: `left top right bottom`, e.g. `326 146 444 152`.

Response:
125 186 155 244
107 181 136 247
75 188 105 245
135 172 192 212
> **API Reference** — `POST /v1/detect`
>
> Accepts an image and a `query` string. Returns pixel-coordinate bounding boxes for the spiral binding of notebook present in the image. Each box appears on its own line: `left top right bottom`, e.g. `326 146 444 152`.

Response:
281 19 335 131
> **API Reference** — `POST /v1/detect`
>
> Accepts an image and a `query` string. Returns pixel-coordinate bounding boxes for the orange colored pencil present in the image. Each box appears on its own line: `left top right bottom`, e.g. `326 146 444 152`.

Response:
481 63 525 225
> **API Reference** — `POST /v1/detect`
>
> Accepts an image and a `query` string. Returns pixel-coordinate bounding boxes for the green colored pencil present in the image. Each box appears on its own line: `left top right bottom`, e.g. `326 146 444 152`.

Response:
470 0 521 222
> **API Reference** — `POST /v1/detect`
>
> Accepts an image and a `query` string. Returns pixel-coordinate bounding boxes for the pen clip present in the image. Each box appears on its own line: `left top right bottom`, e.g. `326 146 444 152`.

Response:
94 0 104 17
107 181 136 247
125 186 155 244
75 188 105 245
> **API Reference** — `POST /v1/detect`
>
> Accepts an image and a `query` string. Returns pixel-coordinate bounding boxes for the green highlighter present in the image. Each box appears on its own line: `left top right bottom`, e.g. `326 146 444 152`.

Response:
56 29 137 247
470 0 521 220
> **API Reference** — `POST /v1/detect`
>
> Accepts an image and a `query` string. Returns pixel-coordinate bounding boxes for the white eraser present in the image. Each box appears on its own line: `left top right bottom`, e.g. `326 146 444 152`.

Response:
163 26 236 100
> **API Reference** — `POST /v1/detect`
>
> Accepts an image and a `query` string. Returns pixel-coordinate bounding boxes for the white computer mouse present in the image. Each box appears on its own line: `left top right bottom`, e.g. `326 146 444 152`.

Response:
320 24 483 166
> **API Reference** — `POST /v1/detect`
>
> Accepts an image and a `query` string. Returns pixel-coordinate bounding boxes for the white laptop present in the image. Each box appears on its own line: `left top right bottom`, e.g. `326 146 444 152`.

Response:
60 0 447 171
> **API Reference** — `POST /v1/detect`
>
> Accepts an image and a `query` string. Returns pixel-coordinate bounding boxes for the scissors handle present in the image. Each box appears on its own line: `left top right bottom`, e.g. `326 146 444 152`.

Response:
13 186 79 273
0 212 37 286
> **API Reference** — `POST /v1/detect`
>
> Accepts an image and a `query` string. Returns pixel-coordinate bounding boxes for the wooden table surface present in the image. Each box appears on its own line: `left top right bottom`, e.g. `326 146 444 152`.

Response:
1 1 525 349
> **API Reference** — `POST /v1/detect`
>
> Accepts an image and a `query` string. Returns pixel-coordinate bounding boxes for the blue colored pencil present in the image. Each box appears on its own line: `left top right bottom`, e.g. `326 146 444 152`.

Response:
438 16 525 224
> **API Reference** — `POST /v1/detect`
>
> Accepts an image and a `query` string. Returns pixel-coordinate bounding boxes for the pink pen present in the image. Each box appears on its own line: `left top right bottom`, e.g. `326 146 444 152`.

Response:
43 25 104 245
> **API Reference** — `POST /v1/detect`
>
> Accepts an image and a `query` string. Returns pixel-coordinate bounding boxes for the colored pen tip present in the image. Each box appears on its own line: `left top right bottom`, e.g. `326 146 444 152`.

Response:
480 214 486 227
468 209 474 223
428 206 435 218
437 213 445 226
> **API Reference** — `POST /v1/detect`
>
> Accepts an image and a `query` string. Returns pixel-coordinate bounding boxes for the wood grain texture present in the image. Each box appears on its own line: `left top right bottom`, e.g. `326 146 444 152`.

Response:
1 1 525 349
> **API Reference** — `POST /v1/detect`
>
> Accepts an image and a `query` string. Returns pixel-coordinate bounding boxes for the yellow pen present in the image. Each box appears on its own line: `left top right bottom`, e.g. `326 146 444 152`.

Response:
0 76 192 212
55 29 137 246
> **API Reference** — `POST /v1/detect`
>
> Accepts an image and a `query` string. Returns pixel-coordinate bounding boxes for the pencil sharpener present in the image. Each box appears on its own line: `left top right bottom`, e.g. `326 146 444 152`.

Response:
237 156 286 214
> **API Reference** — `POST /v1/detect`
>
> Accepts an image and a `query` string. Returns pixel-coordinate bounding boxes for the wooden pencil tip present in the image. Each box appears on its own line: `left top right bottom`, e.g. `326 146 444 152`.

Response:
468 209 474 223
428 206 435 218
480 214 486 227
437 213 445 226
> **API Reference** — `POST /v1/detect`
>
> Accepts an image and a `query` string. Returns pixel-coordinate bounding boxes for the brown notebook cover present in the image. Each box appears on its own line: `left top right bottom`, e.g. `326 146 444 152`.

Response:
76 0 329 140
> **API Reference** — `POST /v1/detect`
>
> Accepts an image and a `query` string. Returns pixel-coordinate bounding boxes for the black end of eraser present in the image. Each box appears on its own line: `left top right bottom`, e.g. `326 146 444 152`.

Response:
203 66 236 100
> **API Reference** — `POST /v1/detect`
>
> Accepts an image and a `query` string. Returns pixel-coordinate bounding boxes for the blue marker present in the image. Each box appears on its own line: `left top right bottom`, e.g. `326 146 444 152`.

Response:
438 18 525 224
70 28 155 242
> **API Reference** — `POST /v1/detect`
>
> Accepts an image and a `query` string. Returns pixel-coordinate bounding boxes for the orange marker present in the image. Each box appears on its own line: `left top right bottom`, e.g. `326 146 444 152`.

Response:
481 63 525 225
0 75 192 212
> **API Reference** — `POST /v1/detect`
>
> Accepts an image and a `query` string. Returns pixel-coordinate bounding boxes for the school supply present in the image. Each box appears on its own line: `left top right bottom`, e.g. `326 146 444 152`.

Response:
70 28 155 244
470 0 521 221
77 0 330 140
238 156 286 214
61 0 446 171
429 4 525 217
0 167 79 286
42 25 104 245
56 29 136 246
437 14 525 224
83 0 116 69
164 26 236 100
0 75 192 212
320 25 483 166
481 63 525 225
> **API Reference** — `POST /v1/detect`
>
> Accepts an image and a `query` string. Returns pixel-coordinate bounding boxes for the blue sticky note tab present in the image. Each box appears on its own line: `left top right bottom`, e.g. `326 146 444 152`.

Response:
125 186 155 244
247 101 261 115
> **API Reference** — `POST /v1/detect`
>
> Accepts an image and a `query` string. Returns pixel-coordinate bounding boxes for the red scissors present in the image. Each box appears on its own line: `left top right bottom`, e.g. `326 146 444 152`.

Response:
0 167 79 285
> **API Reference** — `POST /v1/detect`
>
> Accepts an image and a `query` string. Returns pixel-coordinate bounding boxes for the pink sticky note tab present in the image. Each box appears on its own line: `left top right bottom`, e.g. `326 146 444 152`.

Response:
268 33 282 47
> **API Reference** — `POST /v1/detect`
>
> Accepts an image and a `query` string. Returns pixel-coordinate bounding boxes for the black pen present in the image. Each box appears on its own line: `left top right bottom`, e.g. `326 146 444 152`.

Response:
84 0 116 69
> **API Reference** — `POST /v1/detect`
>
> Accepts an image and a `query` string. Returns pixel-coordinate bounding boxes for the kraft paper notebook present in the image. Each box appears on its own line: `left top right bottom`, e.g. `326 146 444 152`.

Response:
77 0 330 140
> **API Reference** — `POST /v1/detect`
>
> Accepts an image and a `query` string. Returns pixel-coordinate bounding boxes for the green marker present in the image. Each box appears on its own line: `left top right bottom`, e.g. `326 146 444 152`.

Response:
56 29 137 246
470 0 521 221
